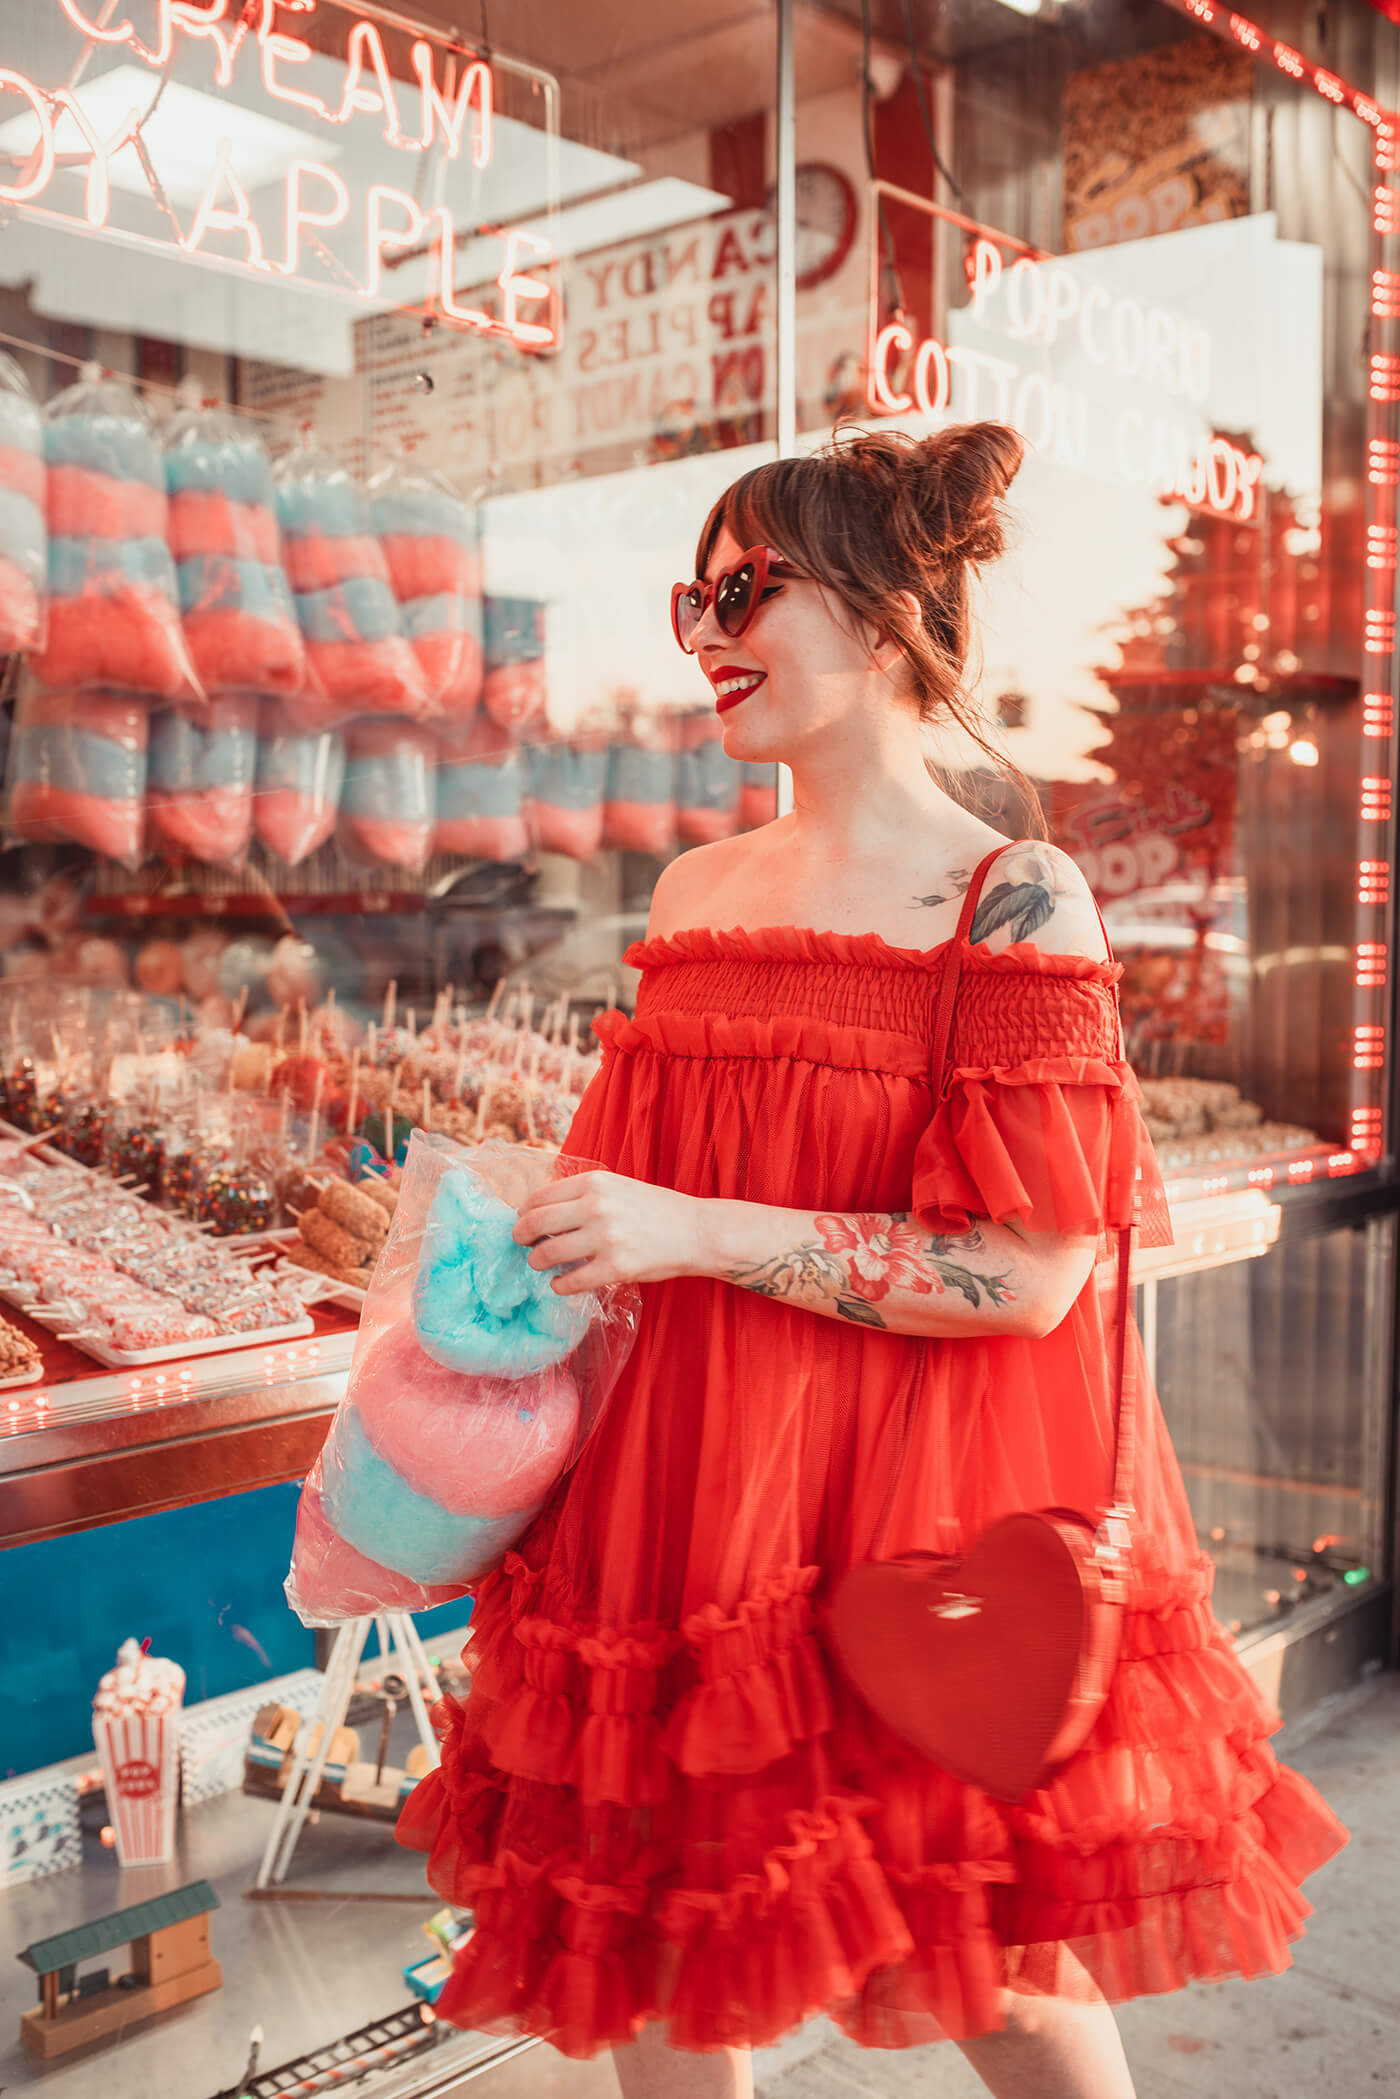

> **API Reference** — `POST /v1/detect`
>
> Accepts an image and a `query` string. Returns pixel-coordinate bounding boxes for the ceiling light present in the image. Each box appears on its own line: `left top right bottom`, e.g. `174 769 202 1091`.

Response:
991 0 1043 15
0 64 338 209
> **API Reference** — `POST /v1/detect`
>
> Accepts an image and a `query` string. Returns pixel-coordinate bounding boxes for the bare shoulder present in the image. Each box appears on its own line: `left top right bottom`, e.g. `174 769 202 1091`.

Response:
968 840 1108 962
645 831 766 940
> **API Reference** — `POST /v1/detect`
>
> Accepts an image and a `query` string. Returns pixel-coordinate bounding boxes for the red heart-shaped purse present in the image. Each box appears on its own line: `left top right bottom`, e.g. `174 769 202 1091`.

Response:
828 1510 1127 1802
828 846 1138 1805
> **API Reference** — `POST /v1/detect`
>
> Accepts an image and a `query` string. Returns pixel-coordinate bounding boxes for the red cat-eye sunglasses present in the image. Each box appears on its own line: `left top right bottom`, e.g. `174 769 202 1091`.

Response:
670 544 802 654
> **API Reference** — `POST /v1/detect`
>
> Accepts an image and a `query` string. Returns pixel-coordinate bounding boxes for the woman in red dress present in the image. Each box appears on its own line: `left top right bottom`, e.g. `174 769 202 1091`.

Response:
398 424 1347 2098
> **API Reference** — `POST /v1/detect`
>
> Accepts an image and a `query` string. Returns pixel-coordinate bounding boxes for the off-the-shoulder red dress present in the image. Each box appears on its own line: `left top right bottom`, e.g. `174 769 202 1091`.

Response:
398 905 1348 2059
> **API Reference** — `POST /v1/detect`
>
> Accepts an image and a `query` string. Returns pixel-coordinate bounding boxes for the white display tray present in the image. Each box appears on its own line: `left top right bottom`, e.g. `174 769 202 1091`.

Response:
13 1292 316 1368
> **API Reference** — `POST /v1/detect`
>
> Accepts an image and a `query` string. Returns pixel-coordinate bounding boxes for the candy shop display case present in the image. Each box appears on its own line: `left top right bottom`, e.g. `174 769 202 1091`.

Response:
2 0 1400 2091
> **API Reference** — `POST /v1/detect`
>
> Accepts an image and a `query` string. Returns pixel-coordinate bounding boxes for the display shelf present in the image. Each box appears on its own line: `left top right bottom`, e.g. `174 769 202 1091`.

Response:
0 1322 353 1549
0 1776 506 2099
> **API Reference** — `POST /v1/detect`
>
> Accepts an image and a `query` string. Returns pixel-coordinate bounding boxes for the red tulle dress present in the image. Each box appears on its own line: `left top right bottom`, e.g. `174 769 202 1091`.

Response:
397 919 1348 2058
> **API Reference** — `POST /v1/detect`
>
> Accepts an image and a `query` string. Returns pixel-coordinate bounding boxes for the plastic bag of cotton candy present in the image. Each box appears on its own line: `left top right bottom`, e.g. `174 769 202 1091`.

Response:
285 1133 640 1626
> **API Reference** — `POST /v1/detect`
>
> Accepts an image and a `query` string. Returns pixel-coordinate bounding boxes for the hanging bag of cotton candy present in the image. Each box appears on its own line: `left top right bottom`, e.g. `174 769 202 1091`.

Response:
164 403 306 699
35 370 202 706
285 1133 640 1626
0 354 45 655
275 441 429 727
147 693 258 865
370 457 483 715
253 698 346 866
7 681 149 868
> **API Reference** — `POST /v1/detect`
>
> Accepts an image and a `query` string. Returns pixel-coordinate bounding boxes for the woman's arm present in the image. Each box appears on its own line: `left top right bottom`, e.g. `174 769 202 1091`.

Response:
697 1199 1095 1341
513 1174 1097 1341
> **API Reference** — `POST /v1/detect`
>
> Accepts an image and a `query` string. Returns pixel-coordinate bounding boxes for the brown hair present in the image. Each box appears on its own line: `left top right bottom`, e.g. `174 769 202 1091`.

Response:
696 421 1046 835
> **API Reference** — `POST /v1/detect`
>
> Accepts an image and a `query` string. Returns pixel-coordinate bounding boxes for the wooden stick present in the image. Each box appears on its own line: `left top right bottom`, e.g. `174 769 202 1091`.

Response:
306 1068 324 1166
421 1077 431 1131
297 1002 308 1057
232 986 249 1036
485 979 505 1023
475 1078 491 1140
383 979 397 1033
346 1050 360 1138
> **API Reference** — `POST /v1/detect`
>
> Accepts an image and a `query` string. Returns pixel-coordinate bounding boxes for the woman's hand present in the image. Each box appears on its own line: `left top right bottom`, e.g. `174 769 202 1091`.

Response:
513 1172 706 1293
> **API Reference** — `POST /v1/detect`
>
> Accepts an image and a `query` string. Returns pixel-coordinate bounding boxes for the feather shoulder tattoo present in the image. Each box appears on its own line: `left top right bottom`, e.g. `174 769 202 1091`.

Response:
913 845 1079 949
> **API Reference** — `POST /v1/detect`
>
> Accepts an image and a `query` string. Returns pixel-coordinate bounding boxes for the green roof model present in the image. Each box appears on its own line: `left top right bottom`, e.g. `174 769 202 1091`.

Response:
18 1881 220 1978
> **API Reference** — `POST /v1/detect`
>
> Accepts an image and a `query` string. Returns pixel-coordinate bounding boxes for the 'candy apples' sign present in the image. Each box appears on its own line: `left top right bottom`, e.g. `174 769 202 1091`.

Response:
0 0 556 349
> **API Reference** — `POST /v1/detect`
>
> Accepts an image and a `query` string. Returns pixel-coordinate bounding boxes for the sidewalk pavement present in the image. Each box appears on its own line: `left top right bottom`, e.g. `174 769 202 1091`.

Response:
753 1671 1400 2099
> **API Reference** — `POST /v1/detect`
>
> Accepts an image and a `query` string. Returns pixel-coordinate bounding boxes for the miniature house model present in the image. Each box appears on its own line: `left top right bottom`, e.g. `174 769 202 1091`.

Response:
18 1878 221 2059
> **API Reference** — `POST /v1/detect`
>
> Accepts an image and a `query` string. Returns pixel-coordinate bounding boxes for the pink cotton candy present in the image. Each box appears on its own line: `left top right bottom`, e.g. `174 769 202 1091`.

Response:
288 1479 466 1621
351 1318 580 1515
167 488 282 564
416 628 483 715
255 787 339 864
148 786 252 864
0 444 44 509
34 590 198 702
483 660 546 732
533 803 603 860
306 635 429 717
434 811 531 861
603 800 676 854
379 533 480 600
341 814 433 868
47 464 167 542
283 531 386 592
183 607 304 698
10 780 143 865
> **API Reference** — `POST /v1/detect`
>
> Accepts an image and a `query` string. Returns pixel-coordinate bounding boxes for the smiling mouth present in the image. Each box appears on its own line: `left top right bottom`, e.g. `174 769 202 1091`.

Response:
713 670 766 714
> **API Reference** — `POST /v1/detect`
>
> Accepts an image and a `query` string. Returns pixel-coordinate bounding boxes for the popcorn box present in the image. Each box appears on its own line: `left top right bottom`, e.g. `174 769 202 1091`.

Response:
91 1638 185 1868
93 1707 181 1866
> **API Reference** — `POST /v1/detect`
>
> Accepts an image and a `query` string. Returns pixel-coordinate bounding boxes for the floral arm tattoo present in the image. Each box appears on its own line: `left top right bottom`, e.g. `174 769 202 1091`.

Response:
724 1212 1016 1332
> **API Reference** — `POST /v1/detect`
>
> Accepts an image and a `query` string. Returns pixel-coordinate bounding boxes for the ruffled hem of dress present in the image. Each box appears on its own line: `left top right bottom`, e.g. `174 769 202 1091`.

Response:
626 923 1124 982
395 1550 1346 2057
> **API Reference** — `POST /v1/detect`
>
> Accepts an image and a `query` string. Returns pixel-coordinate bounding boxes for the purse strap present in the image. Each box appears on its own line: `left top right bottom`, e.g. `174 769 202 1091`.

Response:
928 844 1137 1546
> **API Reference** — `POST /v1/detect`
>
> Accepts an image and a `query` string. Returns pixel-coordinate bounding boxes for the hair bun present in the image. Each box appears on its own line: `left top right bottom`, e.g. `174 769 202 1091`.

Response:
914 422 1024 566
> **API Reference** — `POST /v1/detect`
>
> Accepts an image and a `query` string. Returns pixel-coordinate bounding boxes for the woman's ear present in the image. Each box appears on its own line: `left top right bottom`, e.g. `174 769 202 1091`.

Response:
869 589 923 674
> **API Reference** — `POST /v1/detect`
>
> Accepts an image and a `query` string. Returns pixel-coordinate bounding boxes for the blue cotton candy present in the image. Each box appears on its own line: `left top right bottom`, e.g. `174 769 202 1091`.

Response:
165 435 274 506
149 709 256 793
342 738 432 820
401 590 475 640
276 474 366 539
294 574 400 644
437 755 524 822
606 743 675 805
256 723 346 800
321 1404 534 1582
413 1167 592 1377
13 723 138 799
50 533 177 596
527 745 607 810
176 553 296 621
44 411 163 485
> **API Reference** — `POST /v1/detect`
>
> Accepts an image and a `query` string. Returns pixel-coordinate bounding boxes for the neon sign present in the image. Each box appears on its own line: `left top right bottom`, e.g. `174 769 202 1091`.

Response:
0 1 554 351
